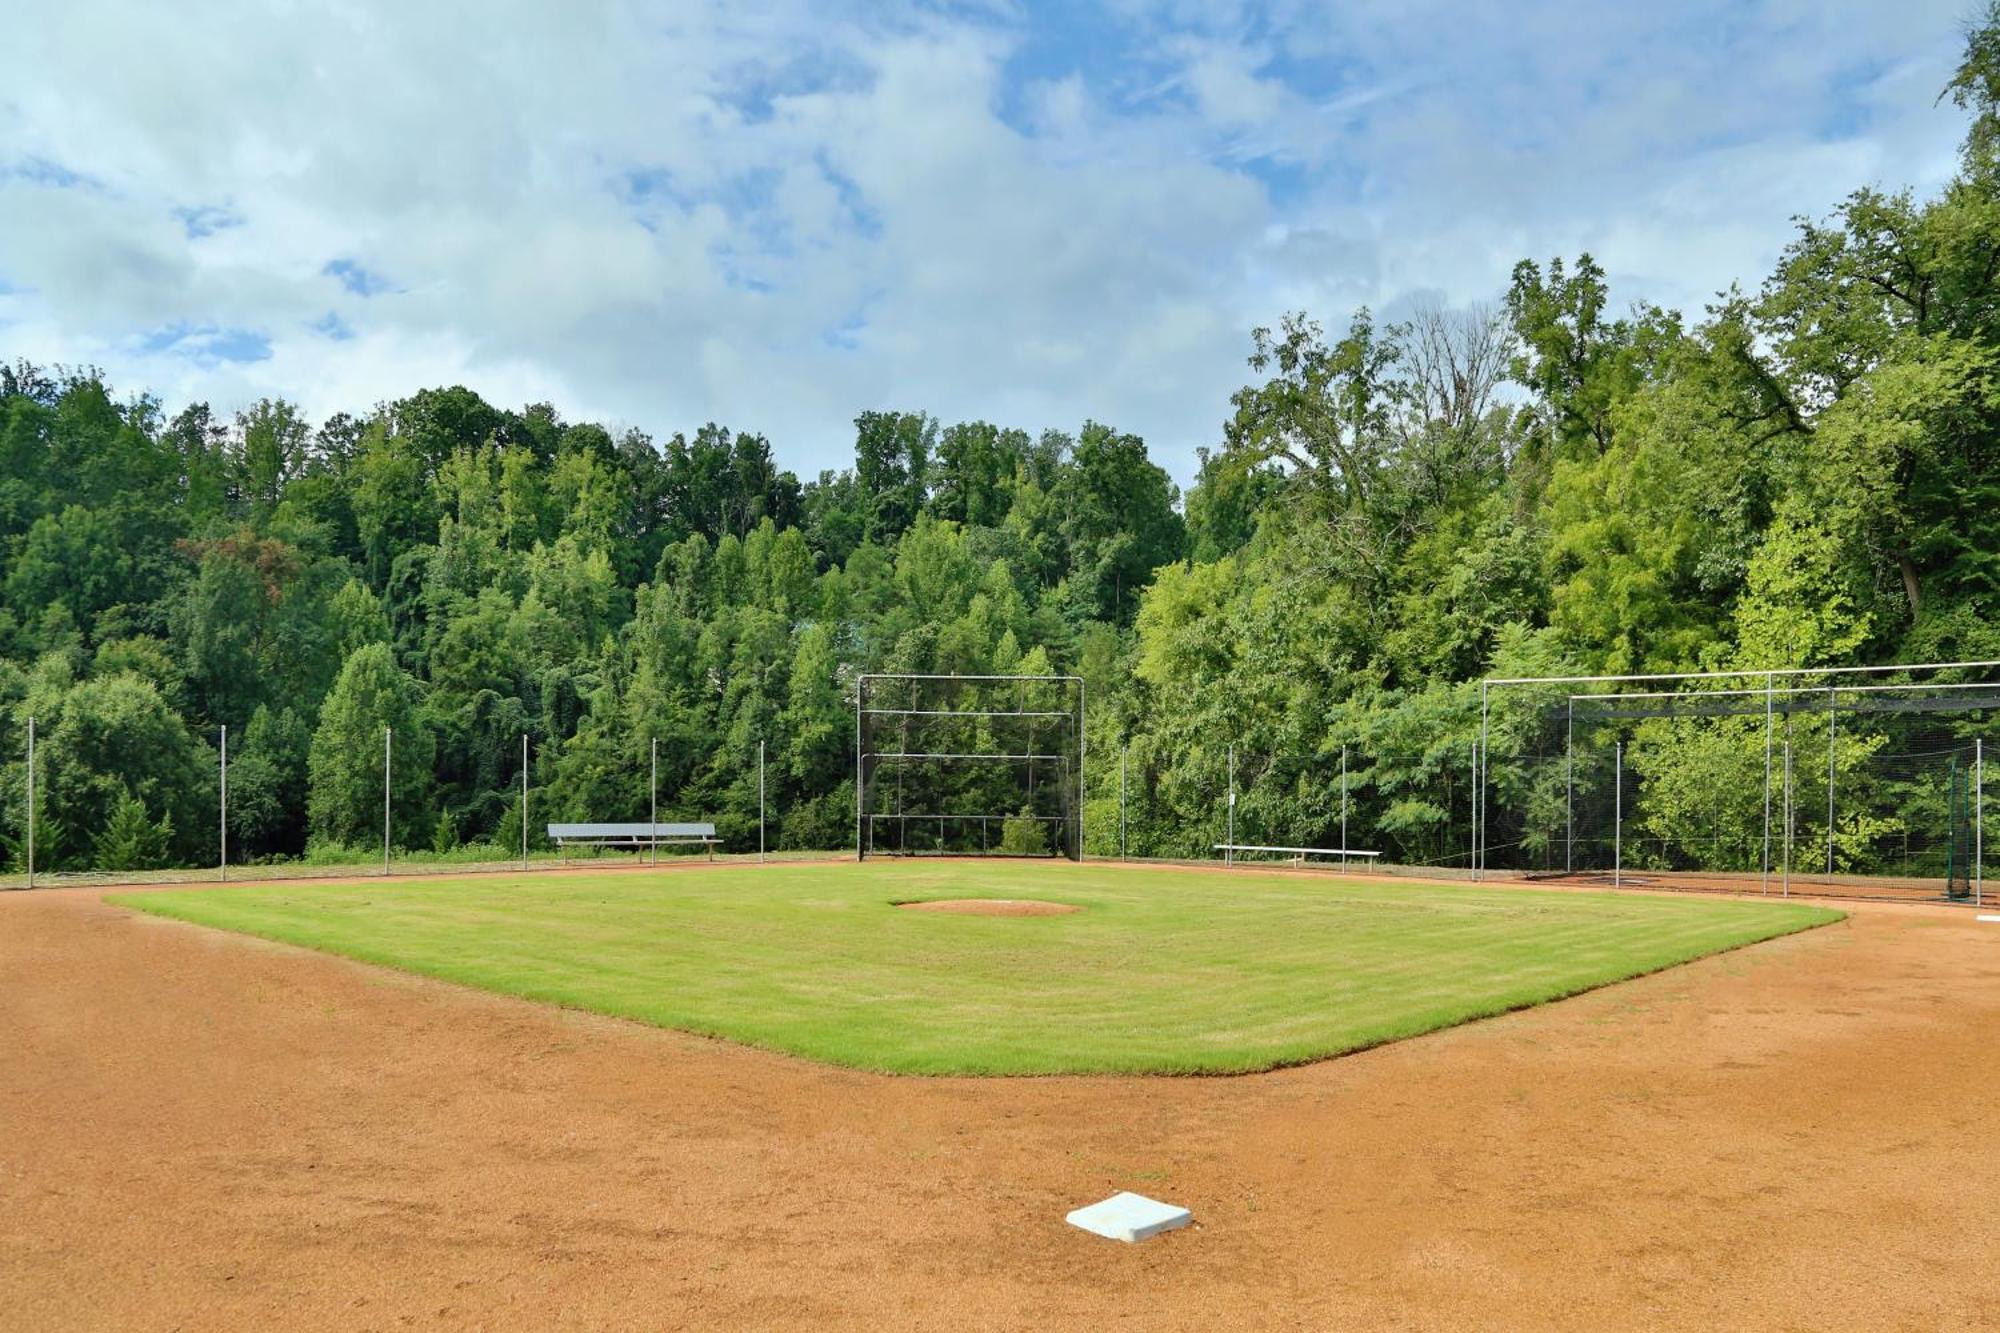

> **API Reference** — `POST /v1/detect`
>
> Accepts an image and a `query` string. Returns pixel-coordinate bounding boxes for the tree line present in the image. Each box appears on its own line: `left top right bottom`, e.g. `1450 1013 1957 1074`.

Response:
4 11 2000 874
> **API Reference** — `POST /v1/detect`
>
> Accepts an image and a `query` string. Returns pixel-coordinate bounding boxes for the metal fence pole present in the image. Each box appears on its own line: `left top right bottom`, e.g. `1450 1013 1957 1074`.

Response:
1477 682 1489 879
1226 744 1235 867
26 716 35 889
1340 744 1349 868
1565 698 1574 874
759 739 766 863
1826 689 1837 877
1077 681 1086 863
383 726 392 877
1977 738 1984 908
650 738 658 866
854 678 864 862
1469 737 1478 875
1614 740 1622 889
1119 746 1127 859
1762 682 1773 895
521 733 529 871
219 724 228 883
1783 738 1793 898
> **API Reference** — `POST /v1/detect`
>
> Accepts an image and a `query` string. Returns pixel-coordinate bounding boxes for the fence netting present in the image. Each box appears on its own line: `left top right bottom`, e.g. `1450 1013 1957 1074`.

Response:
8 665 1996 906
1485 677 2000 902
1095 737 1480 872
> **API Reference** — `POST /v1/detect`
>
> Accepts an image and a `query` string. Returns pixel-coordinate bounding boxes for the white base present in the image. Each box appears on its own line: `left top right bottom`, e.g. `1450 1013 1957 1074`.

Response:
1978 914 2000 923
1065 1191 1192 1243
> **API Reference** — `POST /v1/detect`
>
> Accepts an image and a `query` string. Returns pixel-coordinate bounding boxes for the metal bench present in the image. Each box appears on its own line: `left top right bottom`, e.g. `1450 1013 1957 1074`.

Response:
1213 843 1381 868
547 822 719 861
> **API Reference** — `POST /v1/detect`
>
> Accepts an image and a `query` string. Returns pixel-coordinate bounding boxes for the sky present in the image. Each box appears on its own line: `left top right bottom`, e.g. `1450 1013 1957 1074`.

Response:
0 0 1978 485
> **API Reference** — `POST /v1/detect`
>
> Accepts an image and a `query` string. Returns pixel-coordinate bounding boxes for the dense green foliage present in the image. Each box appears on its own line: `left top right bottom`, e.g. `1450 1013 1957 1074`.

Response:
7 19 2000 871
117 862 1837 1074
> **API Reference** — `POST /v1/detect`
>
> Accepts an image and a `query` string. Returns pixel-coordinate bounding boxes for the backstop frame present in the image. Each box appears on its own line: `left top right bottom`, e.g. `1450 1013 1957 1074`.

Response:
855 672 1085 862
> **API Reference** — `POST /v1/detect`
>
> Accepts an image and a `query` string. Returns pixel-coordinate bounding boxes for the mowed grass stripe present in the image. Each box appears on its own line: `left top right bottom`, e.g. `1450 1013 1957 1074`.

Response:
115 861 1840 1075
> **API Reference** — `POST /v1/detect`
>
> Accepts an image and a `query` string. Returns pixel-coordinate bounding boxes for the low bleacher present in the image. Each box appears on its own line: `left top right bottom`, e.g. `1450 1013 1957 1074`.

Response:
547 822 719 860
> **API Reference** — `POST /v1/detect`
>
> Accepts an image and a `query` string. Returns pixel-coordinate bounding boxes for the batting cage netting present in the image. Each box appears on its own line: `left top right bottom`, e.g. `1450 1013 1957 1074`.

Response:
1476 665 2000 902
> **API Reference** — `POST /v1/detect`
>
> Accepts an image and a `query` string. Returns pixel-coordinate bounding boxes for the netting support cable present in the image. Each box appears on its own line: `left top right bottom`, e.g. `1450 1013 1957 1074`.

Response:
1487 658 2000 688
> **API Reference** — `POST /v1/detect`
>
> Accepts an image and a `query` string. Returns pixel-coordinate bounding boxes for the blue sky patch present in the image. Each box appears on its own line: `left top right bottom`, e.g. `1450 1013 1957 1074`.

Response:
715 46 873 125
175 204 242 239
324 257 394 297
139 322 273 365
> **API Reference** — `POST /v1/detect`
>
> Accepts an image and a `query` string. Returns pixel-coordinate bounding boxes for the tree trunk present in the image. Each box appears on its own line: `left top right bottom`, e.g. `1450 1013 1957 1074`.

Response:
1898 552 1923 619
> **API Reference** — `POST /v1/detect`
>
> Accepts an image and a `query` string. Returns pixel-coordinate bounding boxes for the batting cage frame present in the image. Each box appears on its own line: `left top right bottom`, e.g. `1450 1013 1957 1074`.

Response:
855 673 1085 861
1472 660 2000 903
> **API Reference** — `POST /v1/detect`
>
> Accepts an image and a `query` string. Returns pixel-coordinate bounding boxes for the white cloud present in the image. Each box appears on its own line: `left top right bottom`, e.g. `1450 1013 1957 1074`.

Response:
0 0 1980 484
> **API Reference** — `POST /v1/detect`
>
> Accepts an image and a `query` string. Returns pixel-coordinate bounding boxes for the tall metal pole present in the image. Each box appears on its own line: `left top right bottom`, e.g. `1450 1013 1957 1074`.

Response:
1977 738 1984 908
1613 740 1622 889
1762 681 1773 895
1468 737 1478 874
1826 689 1837 877
1077 681 1086 863
1340 744 1349 868
854 678 864 862
1565 699 1574 874
758 739 766 864
25 716 34 889
650 738 658 866
1226 744 1235 867
1477 682 1489 879
1782 738 1793 898
219 724 228 883
383 726 392 876
521 733 529 871
1119 746 1127 859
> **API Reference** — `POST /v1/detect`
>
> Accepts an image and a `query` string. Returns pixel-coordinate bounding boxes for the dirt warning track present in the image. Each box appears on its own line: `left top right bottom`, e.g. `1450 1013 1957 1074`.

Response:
1 885 1996 1330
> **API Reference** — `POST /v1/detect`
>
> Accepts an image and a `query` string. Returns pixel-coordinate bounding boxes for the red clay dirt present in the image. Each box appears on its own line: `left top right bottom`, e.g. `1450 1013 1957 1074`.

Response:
895 897 1081 916
2 882 1997 1331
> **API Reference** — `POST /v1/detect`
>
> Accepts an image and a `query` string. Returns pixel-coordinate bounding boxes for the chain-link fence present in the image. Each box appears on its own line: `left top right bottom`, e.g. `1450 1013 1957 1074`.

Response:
9 661 1998 907
0 719 787 888
1087 737 1481 876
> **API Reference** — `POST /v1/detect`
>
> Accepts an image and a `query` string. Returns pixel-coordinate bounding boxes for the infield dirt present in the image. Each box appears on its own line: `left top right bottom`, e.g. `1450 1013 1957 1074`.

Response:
1 882 1995 1330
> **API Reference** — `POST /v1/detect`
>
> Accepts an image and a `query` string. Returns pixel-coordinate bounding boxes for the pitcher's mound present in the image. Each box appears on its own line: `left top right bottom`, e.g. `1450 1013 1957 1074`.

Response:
894 898 1080 917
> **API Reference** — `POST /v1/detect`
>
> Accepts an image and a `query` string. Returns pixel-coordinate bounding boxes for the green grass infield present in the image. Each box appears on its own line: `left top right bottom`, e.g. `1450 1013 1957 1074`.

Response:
115 861 1841 1076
